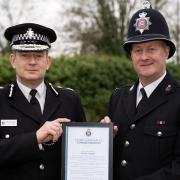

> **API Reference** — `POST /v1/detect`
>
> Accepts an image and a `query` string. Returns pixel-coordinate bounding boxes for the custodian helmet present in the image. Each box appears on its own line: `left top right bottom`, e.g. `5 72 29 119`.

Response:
123 1 176 59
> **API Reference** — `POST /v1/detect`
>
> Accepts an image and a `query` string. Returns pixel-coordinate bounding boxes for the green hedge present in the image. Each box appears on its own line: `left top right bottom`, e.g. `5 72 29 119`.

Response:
46 55 137 121
0 55 180 121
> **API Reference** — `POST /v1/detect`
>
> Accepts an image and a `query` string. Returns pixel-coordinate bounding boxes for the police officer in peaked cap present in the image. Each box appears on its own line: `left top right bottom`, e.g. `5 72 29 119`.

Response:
101 1 180 180
0 23 85 180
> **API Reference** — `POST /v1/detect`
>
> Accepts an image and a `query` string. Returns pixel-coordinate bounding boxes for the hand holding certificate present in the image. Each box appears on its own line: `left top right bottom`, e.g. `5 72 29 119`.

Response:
61 122 113 180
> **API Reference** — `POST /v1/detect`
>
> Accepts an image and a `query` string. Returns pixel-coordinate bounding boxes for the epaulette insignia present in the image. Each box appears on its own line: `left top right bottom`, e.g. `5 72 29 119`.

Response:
49 83 59 95
114 88 119 91
56 86 74 92
9 84 14 98
65 87 74 91
165 84 172 94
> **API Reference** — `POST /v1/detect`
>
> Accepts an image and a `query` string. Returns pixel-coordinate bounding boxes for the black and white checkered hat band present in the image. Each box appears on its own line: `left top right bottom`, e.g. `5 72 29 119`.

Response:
11 33 50 46
11 44 49 51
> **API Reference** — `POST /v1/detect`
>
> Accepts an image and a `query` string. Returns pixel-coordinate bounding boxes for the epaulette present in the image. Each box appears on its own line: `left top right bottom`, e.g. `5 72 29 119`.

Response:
57 85 74 92
0 86 4 89
114 87 120 91
112 88 119 94
48 83 59 96
64 87 74 91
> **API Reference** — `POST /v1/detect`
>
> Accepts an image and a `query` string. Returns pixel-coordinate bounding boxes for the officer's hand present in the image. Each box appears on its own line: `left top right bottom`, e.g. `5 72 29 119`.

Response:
100 116 118 137
36 118 70 144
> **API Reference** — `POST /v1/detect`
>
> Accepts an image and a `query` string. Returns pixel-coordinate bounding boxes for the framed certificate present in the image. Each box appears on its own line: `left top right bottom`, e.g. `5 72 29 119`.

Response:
61 122 113 180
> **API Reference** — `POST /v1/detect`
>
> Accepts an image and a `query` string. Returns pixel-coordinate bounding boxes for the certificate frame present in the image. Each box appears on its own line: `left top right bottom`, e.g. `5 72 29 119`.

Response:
61 122 113 180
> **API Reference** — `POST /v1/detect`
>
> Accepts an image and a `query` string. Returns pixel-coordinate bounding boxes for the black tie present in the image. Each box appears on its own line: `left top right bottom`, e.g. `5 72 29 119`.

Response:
136 88 147 113
30 89 42 119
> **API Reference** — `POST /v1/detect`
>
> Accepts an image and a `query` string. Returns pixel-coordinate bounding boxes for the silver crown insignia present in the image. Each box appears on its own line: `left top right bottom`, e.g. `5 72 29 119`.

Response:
26 28 35 39
139 12 147 18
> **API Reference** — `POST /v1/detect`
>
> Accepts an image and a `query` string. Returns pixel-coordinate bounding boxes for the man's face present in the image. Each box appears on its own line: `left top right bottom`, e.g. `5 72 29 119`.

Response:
10 51 51 85
131 40 170 85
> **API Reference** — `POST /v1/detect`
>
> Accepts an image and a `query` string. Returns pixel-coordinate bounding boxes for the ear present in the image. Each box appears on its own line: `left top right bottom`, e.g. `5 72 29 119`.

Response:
46 56 52 70
165 45 170 59
9 53 16 69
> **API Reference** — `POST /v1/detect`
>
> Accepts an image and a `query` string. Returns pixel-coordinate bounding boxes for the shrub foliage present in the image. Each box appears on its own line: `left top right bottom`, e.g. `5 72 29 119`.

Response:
0 55 179 121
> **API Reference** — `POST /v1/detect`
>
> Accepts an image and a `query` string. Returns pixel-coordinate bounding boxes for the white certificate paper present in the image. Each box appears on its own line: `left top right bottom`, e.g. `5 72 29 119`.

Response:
62 123 113 180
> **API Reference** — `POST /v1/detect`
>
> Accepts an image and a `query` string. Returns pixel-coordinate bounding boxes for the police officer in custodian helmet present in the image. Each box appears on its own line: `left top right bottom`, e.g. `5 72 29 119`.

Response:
101 1 180 180
0 23 85 180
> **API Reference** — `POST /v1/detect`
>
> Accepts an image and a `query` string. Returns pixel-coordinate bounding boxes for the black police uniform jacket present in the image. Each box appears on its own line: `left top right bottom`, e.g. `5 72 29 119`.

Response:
0 81 85 180
109 72 180 180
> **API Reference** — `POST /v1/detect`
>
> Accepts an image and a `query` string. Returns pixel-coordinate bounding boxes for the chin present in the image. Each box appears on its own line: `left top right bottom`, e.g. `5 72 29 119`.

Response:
25 76 40 80
139 71 156 78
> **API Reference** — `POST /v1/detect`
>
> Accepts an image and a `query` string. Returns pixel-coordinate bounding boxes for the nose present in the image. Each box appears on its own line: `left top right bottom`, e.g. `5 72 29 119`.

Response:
141 50 149 60
29 53 37 63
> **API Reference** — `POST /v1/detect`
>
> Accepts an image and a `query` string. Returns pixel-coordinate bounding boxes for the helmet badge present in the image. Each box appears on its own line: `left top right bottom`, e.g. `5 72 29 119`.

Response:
134 11 152 34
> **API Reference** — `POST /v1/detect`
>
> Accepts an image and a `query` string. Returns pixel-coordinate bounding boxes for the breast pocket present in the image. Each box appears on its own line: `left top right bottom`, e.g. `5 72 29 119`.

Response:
144 125 177 138
0 119 24 139
144 125 177 160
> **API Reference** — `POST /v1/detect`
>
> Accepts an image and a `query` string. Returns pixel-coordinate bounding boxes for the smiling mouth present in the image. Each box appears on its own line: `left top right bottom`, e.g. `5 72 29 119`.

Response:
141 63 153 66
27 69 38 71
27 70 38 72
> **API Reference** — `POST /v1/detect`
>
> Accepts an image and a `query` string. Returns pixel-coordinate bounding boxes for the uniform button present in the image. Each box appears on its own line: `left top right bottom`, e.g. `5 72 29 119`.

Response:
39 164 45 170
5 134 10 139
130 124 136 130
157 131 162 137
124 140 130 147
121 160 127 166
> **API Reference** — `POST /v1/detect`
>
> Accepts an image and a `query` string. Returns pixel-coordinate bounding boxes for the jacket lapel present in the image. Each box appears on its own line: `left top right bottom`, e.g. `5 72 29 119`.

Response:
132 72 177 123
123 81 138 121
42 85 62 123
8 83 41 124
134 88 168 122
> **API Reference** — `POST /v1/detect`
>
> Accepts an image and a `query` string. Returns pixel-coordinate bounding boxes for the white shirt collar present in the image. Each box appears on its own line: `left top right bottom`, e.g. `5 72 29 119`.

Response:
17 80 45 100
17 80 31 100
136 71 167 105
35 82 46 99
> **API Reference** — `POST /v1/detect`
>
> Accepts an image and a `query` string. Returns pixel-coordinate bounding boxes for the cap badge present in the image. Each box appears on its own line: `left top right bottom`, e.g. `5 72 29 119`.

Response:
26 28 35 39
134 11 152 34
